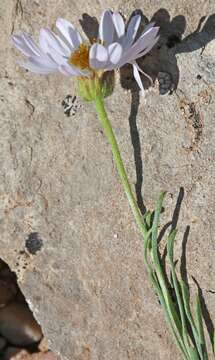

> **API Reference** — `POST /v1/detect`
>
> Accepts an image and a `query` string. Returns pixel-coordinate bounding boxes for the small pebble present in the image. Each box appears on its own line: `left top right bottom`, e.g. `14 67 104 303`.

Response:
38 337 49 353
30 352 61 360
0 302 42 346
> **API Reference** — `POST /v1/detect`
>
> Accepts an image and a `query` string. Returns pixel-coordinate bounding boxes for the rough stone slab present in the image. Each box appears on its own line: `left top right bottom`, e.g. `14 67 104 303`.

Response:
0 1 215 359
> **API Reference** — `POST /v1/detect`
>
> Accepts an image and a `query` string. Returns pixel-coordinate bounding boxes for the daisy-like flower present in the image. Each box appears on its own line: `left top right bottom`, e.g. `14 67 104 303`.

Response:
11 9 159 95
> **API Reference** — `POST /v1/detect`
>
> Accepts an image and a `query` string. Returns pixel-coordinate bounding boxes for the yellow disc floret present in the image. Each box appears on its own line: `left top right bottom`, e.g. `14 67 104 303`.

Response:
69 44 90 70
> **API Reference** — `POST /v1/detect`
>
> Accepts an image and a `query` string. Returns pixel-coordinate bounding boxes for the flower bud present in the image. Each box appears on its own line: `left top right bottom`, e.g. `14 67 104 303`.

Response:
77 72 114 101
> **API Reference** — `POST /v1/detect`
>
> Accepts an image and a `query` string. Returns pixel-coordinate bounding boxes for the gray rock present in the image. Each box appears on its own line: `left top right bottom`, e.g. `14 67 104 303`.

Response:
0 1 215 359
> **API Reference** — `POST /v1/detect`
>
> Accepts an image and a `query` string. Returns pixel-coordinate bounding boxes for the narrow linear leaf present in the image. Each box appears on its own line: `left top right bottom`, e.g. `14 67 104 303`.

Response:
189 347 201 360
144 210 152 229
149 271 190 360
149 193 190 358
167 229 177 263
143 229 153 274
180 281 204 359
151 192 166 269
195 295 208 360
167 230 192 356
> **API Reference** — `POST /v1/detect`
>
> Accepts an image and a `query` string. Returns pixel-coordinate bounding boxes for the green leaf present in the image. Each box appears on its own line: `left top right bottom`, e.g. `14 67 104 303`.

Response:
151 192 166 270
195 295 208 360
180 282 198 337
195 295 205 345
143 229 153 273
167 229 177 263
149 193 190 358
146 211 152 229
167 231 192 356
189 347 201 360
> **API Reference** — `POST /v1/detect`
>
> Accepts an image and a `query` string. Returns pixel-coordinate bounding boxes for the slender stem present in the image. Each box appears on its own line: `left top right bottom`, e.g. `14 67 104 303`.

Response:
94 96 147 239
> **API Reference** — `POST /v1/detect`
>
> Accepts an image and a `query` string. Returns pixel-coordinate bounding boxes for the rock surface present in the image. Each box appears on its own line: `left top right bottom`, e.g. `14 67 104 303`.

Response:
0 0 215 359
4 348 60 360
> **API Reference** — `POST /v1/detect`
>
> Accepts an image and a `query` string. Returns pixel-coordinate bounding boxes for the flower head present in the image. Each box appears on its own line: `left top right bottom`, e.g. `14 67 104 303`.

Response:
11 10 159 94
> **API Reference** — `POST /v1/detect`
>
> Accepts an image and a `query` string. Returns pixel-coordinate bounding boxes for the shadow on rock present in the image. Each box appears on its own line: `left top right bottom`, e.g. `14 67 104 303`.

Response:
119 9 215 212
120 9 215 96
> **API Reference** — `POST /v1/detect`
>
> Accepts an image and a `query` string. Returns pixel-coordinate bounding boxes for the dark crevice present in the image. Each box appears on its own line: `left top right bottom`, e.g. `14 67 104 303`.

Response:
0 258 59 359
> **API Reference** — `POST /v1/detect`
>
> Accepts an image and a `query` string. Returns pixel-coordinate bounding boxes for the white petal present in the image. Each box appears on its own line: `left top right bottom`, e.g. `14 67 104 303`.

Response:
132 63 144 95
39 28 70 56
56 18 82 49
89 43 108 69
99 10 114 45
125 15 141 47
131 60 153 84
112 12 125 38
108 43 122 64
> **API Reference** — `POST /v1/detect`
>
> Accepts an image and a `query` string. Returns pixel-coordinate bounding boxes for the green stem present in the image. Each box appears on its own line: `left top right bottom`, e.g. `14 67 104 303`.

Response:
94 96 147 239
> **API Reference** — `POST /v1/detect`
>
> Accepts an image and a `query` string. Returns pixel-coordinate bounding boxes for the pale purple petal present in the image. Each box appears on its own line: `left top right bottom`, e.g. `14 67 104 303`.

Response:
118 27 159 66
46 47 68 65
141 22 156 36
11 34 42 57
39 28 70 56
59 63 88 76
19 63 52 74
56 18 82 49
134 35 159 59
18 58 57 74
89 43 109 69
108 43 122 64
22 33 43 56
131 26 159 52
59 64 78 76
25 56 58 70
68 28 82 48
99 10 114 45
125 15 141 47
112 12 125 38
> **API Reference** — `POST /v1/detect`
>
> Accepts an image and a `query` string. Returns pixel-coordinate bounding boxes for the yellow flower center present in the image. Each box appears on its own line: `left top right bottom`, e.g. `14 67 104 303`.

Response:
68 44 90 70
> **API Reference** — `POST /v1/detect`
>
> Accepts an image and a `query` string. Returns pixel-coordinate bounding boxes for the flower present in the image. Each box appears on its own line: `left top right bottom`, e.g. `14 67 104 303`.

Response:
11 10 159 94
